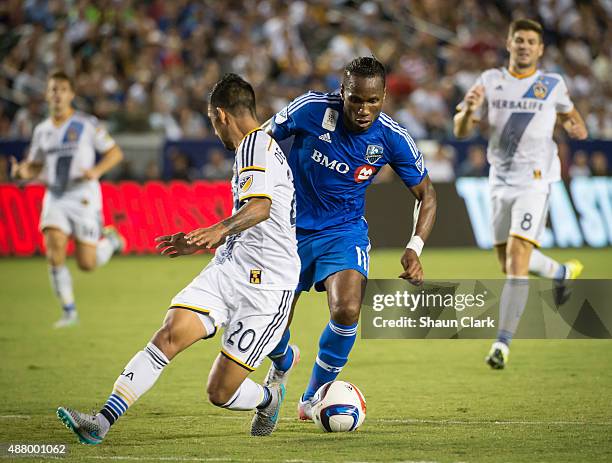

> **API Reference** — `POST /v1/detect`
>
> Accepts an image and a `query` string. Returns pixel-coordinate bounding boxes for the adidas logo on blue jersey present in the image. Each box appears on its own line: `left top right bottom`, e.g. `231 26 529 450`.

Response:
318 132 332 143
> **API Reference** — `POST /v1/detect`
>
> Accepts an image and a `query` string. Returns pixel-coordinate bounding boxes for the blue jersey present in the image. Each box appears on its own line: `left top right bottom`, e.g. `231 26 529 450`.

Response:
271 91 427 231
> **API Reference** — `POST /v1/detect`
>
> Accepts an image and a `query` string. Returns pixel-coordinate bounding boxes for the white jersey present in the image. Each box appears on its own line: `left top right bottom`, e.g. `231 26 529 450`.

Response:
213 129 300 290
475 68 574 188
27 111 116 202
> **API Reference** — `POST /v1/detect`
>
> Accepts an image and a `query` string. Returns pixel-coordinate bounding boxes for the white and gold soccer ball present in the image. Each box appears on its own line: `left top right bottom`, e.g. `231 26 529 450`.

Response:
311 380 366 432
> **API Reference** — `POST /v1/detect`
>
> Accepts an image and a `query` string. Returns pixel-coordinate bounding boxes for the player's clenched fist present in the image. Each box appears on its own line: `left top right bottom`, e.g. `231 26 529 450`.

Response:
464 84 485 111
155 232 200 257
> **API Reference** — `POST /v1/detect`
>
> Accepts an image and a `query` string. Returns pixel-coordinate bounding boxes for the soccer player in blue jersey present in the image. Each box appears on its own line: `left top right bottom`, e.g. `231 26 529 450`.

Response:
261 57 437 420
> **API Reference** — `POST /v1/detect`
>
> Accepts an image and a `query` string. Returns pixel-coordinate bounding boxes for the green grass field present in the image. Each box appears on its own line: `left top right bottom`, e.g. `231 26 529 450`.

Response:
1 248 611 462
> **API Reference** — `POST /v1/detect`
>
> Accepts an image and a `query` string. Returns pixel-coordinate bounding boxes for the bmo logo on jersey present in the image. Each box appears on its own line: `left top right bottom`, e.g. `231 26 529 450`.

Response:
354 164 378 183
311 150 349 174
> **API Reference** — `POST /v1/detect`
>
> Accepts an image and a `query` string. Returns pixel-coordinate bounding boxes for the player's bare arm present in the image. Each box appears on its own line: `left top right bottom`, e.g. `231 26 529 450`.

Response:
558 107 588 140
399 175 437 285
186 197 272 249
453 84 485 139
155 198 271 256
82 144 124 180
10 157 43 181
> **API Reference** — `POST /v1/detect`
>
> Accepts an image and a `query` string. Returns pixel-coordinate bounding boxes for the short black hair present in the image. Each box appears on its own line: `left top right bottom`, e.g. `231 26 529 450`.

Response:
508 19 543 42
48 70 74 90
343 57 386 85
209 73 256 116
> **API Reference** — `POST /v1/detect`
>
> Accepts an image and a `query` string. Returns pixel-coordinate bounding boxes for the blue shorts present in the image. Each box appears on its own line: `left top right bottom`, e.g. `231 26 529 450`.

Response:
296 218 371 293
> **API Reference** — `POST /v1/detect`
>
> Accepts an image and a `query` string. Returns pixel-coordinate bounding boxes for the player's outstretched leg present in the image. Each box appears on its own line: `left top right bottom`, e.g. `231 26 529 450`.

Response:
528 249 584 305
56 308 204 444
299 271 363 420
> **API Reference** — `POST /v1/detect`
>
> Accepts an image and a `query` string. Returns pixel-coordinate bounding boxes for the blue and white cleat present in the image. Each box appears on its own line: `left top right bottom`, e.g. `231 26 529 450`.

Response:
485 341 509 370
53 311 78 329
57 407 107 445
251 384 286 436
263 344 300 388
553 259 584 306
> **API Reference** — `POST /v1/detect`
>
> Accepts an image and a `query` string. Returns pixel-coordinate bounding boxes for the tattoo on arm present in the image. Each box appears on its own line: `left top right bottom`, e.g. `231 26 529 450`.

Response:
220 198 271 236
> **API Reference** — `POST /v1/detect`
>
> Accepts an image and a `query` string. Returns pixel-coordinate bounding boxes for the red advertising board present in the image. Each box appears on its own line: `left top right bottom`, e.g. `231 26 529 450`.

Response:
0 181 232 256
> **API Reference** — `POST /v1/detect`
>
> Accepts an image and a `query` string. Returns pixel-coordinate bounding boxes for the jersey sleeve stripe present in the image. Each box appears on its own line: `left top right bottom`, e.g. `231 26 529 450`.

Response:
288 95 342 116
238 193 272 202
239 166 266 173
379 114 421 160
287 92 341 112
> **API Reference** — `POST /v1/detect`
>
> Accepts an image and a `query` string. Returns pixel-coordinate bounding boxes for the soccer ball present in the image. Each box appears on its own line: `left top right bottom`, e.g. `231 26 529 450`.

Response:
311 381 366 432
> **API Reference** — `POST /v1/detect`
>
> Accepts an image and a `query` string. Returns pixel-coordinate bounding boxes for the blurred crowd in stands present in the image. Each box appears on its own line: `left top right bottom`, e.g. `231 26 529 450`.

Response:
0 0 610 181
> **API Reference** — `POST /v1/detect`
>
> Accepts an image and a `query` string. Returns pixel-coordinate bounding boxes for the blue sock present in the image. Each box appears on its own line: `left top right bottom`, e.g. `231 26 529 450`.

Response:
497 329 513 346
303 320 357 401
63 303 76 314
268 329 294 372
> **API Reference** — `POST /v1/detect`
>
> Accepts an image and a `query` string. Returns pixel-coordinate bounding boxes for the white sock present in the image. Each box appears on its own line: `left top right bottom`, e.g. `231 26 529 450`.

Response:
96 238 115 267
529 249 563 279
220 378 266 411
48 265 75 311
497 276 530 346
98 342 169 426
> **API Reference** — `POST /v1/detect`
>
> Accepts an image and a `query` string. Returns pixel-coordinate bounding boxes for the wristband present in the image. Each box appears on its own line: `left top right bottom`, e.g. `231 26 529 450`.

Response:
406 235 424 257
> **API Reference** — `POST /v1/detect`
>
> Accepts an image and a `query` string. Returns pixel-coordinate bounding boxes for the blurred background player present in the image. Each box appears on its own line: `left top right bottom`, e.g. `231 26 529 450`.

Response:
57 74 300 442
453 19 588 369
262 57 437 420
11 71 125 328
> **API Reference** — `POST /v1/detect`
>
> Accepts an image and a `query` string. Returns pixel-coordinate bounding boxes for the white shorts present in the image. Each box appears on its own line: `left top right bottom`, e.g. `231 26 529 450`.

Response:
490 184 549 247
170 262 294 371
40 189 103 244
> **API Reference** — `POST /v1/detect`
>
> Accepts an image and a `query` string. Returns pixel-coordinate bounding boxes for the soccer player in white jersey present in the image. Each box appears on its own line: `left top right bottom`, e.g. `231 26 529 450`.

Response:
454 19 588 369
11 71 125 328
57 74 300 443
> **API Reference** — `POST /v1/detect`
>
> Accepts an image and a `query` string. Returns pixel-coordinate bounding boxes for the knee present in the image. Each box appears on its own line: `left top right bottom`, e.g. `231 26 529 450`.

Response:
328 296 361 325
77 260 96 272
206 383 234 407
151 325 178 360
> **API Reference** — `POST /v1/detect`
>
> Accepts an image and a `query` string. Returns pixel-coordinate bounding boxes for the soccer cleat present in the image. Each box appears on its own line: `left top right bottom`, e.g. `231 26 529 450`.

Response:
485 341 509 369
56 407 107 445
53 311 78 329
102 225 126 254
297 394 313 421
553 259 584 306
251 384 286 436
263 344 300 388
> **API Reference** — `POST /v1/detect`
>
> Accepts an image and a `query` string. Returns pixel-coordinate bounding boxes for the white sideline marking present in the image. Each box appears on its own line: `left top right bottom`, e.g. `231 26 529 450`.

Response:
0 415 31 419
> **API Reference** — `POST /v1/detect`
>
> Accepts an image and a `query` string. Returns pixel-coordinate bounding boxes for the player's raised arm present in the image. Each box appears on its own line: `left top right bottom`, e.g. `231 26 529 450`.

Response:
558 107 588 140
400 175 437 285
453 83 485 139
